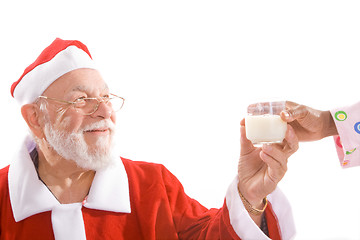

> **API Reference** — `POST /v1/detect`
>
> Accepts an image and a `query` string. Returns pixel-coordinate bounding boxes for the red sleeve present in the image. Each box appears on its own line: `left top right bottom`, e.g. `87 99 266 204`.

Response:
162 164 283 239
123 158 279 239
158 163 241 239
265 201 282 240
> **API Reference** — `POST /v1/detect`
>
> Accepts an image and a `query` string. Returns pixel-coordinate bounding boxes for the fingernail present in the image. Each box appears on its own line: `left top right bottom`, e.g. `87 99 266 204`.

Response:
263 144 272 151
283 111 290 118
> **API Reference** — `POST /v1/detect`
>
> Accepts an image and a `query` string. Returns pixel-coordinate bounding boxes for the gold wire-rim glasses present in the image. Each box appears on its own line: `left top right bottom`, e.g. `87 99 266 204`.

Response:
38 93 125 116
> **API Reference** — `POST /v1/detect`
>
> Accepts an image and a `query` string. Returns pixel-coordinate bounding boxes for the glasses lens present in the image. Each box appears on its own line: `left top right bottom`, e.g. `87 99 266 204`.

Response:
75 99 98 115
75 96 124 115
109 96 124 112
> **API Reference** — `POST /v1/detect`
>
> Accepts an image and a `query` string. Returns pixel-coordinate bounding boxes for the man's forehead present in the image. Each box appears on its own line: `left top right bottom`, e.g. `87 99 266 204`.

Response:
43 69 109 97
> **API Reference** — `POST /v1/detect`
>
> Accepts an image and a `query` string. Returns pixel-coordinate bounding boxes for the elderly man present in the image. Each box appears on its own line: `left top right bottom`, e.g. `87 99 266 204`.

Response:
0 38 298 239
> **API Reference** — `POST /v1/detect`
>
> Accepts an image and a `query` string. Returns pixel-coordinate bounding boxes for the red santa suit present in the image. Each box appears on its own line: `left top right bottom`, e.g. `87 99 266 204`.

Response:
0 136 295 239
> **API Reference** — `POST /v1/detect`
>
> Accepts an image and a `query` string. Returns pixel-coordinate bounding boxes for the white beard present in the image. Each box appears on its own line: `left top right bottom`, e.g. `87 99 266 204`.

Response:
43 119 116 171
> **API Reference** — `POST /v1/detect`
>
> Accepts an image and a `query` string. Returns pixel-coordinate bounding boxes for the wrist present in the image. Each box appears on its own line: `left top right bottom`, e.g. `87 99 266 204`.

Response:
237 185 267 215
321 110 338 138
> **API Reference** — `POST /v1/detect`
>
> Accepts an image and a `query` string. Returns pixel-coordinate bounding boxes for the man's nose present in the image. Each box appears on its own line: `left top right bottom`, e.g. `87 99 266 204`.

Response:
91 100 113 119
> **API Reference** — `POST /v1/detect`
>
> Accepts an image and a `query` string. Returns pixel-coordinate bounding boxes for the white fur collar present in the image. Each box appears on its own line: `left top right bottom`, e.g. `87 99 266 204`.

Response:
8 135 131 222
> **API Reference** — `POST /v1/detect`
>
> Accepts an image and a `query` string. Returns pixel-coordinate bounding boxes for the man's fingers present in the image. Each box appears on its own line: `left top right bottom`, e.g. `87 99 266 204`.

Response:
282 125 299 154
260 150 287 183
260 125 298 172
262 125 298 155
261 144 288 168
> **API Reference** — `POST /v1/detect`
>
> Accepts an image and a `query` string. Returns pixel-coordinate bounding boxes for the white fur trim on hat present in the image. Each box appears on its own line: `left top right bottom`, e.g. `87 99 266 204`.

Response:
13 45 96 105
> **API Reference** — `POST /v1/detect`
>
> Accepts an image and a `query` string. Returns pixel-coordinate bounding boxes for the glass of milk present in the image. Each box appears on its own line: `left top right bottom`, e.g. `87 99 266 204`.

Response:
245 101 287 145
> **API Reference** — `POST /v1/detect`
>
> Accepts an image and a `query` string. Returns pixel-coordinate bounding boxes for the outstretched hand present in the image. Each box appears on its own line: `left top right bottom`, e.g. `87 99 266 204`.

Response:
280 101 338 141
237 118 299 209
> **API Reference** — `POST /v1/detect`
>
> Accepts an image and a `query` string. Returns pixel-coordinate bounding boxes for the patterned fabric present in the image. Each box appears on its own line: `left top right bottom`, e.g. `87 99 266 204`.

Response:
331 102 360 168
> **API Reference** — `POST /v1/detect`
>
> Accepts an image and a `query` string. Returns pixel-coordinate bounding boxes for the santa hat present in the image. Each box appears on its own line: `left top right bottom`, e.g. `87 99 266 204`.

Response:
11 38 96 105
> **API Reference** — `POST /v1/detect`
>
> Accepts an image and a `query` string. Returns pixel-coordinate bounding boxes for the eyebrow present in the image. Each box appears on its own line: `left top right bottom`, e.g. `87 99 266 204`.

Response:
71 84 109 93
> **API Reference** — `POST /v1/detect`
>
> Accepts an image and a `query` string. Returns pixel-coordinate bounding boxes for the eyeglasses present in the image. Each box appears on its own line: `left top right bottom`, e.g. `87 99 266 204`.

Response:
38 93 125 115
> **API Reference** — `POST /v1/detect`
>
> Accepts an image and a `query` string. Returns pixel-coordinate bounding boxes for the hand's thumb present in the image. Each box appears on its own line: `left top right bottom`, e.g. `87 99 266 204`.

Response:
240 119 255 155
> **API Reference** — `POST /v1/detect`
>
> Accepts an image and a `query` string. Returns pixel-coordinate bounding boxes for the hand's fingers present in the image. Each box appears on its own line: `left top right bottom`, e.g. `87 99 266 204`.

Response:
282 125 299 154
281 101 309 123
261 144 288 169
240 118 245 126
240 118 256 155
261 125 299 168
260 150 287 183
260 126 299 182
285 101 298 108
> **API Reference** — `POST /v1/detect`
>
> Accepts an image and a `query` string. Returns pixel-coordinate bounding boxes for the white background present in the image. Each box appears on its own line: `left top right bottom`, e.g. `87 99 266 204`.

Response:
1 1 360 239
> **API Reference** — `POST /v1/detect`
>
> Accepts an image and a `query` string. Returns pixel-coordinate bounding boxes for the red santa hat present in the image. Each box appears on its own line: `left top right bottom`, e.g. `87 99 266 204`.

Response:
11 38 96 105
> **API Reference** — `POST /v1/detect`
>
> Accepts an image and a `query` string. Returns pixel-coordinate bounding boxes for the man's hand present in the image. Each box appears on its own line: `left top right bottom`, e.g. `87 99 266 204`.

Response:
280 101 338 141
237 118 299 211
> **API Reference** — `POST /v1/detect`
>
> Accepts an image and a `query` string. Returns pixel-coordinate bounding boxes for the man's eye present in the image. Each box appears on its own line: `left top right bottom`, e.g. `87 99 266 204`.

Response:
74 96 86 101
74 97 87 106
101 95 111 101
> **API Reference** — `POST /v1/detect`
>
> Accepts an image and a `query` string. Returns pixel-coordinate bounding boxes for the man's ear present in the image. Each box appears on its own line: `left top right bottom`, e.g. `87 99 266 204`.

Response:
21 104 45 139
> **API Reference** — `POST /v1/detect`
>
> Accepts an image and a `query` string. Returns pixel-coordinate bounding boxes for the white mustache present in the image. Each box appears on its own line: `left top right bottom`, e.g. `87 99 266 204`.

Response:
81 120 115 132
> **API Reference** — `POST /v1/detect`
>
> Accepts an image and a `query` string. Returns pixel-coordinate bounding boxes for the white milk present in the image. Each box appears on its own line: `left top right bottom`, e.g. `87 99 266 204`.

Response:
245 115 287 144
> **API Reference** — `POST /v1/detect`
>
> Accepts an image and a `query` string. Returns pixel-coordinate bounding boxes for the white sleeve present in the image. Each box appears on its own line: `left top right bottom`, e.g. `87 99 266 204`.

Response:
225 177 295 240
